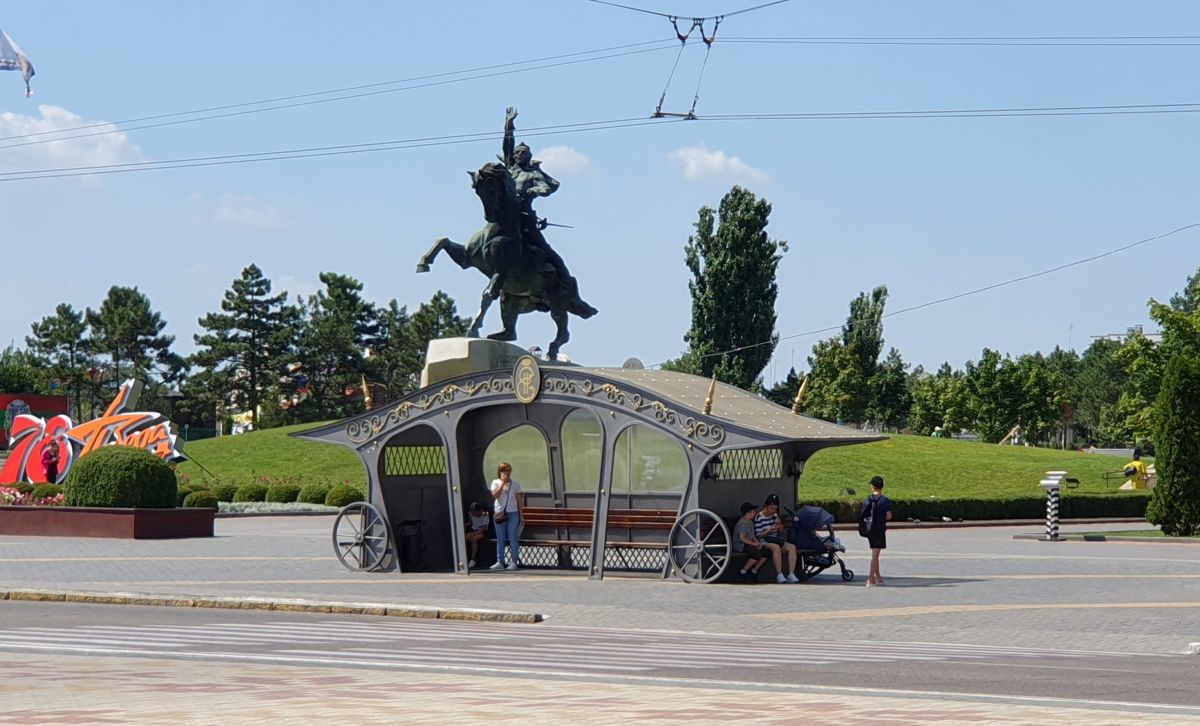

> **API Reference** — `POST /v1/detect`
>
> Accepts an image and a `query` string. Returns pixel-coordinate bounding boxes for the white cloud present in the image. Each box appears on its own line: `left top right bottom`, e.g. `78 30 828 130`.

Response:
536 145 591 175
668 145 770 184
0 104 146 180
191 191 285 228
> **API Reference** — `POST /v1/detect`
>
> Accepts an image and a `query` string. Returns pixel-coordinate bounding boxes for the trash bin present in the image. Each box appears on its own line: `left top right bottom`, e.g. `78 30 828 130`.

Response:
394 519 426 572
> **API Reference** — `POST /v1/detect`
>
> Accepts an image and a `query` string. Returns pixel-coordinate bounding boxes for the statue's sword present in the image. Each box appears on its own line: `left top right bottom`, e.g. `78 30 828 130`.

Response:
537 217 573 230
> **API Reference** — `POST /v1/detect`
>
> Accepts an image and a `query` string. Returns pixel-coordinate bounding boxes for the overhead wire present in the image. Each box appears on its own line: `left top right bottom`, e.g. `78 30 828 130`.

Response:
0 117 683 183
586 0 793 20
721 34 1200 47
666 221 1200 367
0 40 680 151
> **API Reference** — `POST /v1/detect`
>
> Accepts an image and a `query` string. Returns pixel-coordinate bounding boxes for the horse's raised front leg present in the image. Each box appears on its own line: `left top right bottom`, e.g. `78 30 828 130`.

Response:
417 237 470 273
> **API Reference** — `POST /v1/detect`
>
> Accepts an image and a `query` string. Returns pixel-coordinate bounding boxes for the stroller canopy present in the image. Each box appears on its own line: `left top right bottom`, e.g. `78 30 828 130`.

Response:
794 505 835 531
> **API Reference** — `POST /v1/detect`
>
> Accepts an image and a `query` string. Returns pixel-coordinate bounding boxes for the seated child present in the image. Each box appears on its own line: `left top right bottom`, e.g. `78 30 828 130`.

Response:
733 502 769 583
465 501 490 569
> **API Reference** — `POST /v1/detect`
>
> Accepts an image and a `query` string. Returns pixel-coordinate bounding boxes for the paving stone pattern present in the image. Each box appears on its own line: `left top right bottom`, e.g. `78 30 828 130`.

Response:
1 517 1198 653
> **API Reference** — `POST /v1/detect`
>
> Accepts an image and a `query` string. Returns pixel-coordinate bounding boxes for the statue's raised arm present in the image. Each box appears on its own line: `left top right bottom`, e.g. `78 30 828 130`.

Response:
502 106 518 166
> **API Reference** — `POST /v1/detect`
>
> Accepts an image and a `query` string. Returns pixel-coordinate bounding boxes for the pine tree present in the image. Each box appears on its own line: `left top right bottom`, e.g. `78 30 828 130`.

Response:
682 186 787 391
1146 354 1200 536
193 264 298 427
86 286 175 394
294 272 380 420
26 304 90 419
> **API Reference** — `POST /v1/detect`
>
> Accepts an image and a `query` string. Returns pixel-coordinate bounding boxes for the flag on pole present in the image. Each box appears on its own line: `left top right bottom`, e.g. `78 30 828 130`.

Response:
0 28 34 97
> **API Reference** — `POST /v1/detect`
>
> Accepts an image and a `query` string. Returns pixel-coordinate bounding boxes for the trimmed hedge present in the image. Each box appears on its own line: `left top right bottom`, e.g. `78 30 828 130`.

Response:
802 493 1151 523
210 482 239 502
325 483 365 508
233 483 269 502
63 447 178 508
266 483 302 503
182 491 218 509
298 482 333 505
13 483 34 496
31 483 64 501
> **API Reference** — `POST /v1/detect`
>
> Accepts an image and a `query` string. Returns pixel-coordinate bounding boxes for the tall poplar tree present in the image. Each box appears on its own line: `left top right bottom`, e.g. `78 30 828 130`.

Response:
681 186 787 390
193 264 298 427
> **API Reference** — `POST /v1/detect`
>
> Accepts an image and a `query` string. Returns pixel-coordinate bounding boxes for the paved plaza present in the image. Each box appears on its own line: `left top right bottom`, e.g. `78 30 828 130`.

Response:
1 515 1197 653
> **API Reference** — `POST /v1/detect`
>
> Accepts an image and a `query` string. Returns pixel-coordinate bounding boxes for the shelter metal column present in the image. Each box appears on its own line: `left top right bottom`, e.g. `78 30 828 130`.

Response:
444 441 469 574
587 423 613 581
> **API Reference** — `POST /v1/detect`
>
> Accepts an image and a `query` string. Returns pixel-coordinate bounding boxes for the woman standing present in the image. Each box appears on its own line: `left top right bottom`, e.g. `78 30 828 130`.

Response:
862 475 893 587
489 462 524 570
41 439 61 484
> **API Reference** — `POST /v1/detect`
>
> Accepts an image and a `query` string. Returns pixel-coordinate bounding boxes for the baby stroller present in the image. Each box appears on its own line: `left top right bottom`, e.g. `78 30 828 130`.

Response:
788 505 854 582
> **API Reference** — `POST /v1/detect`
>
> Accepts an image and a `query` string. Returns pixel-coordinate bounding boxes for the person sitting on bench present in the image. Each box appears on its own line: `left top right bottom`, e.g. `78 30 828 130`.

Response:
733 501 770 583
754 493 801 584
465 501 490 569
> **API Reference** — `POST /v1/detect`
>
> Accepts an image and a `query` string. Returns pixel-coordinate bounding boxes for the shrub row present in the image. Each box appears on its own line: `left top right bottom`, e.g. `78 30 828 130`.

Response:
63 447 177 508
802 493 1151 523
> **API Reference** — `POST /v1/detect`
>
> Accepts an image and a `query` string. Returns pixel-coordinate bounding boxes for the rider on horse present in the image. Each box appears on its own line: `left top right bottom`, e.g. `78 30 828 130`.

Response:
500 107 591 313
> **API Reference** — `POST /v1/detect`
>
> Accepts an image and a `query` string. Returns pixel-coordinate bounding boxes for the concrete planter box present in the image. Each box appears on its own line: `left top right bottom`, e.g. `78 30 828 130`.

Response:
0 506 214 539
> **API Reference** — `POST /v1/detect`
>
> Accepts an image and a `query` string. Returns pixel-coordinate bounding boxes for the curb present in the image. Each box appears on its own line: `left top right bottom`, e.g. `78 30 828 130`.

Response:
887 517 1146 530
0 589 544 624
1011 533 1200 544
215 511 338 518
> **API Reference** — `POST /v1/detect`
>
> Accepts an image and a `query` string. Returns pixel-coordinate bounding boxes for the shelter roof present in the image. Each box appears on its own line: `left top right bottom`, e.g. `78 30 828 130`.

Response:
576 368 884 449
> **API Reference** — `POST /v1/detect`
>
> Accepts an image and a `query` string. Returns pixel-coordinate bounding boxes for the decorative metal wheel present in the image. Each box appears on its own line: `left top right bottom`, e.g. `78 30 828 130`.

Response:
332 502 392 572
668 508 732 584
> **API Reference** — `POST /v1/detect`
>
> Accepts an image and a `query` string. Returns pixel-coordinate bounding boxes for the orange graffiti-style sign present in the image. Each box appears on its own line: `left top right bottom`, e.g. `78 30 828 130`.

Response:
0 380 184 485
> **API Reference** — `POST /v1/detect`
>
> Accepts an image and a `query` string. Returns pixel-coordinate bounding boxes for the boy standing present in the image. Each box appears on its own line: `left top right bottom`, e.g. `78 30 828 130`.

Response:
733 502 769 583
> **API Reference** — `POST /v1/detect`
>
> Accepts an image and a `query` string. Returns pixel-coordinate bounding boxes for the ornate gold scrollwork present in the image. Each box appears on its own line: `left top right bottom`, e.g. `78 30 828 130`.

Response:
345 376 512 443
542 374 726 447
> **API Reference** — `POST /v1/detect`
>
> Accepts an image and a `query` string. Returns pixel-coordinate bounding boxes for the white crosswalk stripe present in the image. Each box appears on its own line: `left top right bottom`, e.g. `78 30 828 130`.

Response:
0 617 1131 675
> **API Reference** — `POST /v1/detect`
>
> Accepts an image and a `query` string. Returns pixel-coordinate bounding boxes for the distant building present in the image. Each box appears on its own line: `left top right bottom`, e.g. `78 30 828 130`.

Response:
1090 324 1162 344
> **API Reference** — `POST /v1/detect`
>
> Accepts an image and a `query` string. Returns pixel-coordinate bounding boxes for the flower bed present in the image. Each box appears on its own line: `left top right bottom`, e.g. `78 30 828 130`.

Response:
0 505 214 539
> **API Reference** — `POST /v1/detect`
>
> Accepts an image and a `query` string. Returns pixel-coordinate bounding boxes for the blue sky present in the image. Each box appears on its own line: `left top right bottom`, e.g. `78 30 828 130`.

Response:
0 1 1197 383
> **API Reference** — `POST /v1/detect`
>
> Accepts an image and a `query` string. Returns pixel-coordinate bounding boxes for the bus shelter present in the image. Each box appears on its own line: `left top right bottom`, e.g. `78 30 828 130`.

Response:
296 349 883 582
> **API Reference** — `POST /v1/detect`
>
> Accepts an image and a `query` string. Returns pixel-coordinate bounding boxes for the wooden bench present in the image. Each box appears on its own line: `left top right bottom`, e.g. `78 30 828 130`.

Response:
491 506 677 570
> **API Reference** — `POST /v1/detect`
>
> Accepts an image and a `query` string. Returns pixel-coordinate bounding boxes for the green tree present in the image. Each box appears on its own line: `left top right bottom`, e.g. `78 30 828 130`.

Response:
293 272 380 420
908 363 967 436
681 186 787 390
1013 353 1064 445
26 304 90 419
1145 354 1200 535
805 285 888 425
764 367 803 408
192 264 298 427
1073 338 1127 445
86 286 175 393
962 348 1021 443
867 347 910 431
369 291 470 399
0 346 49 394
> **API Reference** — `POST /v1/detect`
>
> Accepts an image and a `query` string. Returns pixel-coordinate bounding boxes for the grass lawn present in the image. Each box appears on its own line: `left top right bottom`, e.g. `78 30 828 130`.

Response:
175 424 1141 503
799 433 1140 500
175 422 363 487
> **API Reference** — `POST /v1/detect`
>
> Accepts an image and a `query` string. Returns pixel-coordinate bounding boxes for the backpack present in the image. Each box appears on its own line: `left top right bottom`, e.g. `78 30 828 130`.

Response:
858 496 877 538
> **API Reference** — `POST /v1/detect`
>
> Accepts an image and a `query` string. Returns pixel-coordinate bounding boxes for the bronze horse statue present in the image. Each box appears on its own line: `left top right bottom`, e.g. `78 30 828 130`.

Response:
416 162 596 360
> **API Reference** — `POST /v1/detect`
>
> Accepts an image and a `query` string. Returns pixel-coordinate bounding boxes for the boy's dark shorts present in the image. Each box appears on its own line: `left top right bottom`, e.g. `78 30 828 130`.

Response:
740 545 767 559
867 532 887 550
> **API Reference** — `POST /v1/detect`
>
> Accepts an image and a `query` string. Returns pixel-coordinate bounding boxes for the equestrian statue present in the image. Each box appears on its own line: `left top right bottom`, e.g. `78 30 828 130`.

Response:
416 107 597 360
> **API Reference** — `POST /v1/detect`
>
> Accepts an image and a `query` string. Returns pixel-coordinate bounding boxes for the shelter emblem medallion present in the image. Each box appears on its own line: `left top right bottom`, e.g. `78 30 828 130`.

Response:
513 355 541 404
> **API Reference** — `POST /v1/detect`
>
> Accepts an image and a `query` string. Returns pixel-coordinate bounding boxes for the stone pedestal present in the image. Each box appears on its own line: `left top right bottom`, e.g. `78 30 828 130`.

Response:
421 338 574 387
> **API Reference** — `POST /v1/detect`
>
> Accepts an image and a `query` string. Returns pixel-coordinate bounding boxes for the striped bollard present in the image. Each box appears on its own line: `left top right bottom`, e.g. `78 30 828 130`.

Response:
1039 470 1067 542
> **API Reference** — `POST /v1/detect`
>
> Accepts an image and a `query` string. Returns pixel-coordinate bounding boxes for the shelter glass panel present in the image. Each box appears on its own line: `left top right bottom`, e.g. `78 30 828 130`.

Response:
561 408 602 493
483 424 551 492
612 424 688 494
